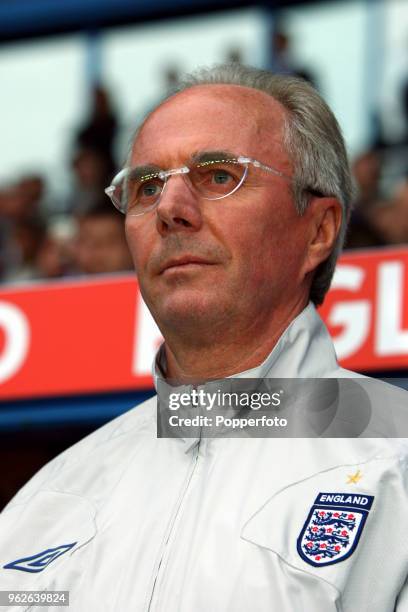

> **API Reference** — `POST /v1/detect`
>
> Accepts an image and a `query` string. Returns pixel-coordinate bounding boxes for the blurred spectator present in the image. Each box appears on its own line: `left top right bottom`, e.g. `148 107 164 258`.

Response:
267 19 318 88
72 203 133 275
34 218 78 280
0 174 48 282
371 180 408 245
0 174 76 283
0 168 134 283
19 175 45 208
0 175 45 223
65 146 115 216
162 65 181 94
353 149 381 204
3 217 47 282
345 149 387 249
35 236 68 279
225 48 244 64
76 84 118 165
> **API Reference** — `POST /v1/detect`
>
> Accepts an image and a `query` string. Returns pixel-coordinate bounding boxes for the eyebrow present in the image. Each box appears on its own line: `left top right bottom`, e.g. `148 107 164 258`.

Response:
128 150 239 179
128 164 163 181
191 150 238 164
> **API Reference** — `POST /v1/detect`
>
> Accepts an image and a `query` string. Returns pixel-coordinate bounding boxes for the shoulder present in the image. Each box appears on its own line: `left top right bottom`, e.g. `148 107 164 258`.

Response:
324 368 408 438
3 394 157 510
0 395 161 586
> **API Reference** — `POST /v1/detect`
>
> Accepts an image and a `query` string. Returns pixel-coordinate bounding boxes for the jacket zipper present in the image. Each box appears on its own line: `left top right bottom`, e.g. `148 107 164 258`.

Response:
147 437 202 611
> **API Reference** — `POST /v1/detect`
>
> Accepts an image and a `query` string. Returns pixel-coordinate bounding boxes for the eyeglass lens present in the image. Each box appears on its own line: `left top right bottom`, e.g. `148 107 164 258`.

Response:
115 159 247 214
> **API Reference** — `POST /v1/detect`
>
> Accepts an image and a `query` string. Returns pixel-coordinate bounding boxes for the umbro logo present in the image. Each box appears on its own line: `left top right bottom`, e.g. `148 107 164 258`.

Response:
3 543 77 573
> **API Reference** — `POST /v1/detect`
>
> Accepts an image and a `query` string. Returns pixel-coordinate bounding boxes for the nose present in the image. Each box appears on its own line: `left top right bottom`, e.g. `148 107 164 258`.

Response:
155 173 203 236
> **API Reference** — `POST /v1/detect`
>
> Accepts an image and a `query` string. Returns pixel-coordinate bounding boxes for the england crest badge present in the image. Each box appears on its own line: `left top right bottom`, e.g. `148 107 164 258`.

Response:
297 492 374 567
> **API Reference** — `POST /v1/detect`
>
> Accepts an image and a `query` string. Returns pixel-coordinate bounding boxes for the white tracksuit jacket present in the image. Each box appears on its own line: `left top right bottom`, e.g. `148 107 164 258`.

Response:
1 303 408 611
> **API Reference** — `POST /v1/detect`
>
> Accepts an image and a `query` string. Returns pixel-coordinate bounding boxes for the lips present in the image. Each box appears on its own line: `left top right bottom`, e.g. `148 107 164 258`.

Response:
160 256 214 274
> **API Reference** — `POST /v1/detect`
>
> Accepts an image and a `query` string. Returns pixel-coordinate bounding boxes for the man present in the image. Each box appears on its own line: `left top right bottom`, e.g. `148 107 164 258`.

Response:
1 64 408 611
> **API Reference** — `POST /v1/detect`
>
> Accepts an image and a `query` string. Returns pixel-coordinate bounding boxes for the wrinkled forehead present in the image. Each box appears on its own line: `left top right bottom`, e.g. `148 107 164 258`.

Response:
130 84 290 169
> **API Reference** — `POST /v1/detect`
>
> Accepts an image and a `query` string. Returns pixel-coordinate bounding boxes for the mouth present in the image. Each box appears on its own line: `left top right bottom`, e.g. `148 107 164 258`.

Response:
160 256 215 274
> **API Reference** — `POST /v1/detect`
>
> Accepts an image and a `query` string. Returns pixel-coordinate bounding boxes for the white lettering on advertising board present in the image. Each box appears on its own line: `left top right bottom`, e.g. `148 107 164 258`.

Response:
0 301 30 384
132 296 162 376
331 261 408 360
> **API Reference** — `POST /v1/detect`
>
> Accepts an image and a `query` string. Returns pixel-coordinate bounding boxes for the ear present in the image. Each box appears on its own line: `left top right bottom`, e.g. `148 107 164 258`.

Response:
301 197 343 276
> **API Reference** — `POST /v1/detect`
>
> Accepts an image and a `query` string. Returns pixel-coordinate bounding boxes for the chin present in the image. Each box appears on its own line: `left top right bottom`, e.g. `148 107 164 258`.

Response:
157 291 225 327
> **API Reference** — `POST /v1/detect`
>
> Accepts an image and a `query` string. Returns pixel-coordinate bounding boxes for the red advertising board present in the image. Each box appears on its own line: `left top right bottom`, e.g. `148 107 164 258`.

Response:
320 247 408 372
0 247 407 400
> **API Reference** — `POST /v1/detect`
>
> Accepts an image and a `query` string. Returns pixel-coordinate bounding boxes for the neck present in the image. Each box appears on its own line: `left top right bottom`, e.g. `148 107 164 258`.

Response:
162 296 309 384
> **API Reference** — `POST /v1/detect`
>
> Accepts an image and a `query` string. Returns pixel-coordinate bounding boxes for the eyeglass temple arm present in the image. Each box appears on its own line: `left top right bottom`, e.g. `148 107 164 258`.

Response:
237 156 290 180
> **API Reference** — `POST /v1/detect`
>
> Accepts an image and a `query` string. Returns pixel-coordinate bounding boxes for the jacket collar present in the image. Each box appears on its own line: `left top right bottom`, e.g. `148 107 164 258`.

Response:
152 302 339 386
152 303 340 452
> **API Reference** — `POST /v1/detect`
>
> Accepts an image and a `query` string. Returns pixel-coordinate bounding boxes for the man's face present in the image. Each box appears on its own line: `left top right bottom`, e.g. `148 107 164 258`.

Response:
126 85 312 335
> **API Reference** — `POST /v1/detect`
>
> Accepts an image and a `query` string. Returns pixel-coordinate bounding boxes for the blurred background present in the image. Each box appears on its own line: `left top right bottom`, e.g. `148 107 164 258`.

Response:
1 0 408 508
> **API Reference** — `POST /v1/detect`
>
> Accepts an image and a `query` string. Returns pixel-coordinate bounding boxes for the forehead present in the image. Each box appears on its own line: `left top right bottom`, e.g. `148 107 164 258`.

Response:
131 84 289 168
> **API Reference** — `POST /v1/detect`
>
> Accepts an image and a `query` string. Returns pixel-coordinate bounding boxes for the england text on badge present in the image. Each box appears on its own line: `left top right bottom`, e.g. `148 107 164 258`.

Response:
297 492 374 567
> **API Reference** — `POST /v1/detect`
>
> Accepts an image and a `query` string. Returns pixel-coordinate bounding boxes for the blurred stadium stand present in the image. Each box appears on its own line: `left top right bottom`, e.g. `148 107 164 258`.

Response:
0 0 319 41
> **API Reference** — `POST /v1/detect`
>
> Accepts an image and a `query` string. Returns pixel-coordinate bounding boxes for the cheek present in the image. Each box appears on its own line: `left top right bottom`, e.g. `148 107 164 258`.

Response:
239 210 306 286
125 221 149 271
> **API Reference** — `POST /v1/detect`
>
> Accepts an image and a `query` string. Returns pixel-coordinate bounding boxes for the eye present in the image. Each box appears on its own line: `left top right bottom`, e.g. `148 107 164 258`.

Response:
191 160 244 197
131 175 164 208
141 182 161 198
212 169 234 185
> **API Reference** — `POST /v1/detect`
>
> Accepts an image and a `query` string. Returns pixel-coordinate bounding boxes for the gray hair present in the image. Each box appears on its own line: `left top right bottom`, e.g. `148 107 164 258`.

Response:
138 63 355 305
